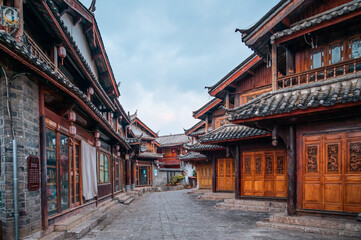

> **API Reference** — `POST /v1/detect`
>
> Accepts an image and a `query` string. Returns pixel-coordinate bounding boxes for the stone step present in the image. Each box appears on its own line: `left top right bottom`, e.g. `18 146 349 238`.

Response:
66 212 107 239
115 193 131 203
256 221 361 238
216 203 286 213
38 231 66 240
123 197 134 205
269 213 361 232
223 199 287 209
187 189 211 195
197 193 234 201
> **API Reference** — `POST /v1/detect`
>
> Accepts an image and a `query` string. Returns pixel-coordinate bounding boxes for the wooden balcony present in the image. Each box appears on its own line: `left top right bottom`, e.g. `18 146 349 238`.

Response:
277 58 361 90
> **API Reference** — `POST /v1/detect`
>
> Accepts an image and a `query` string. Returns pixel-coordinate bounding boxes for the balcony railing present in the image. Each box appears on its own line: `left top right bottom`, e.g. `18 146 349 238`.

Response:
277 58 361 89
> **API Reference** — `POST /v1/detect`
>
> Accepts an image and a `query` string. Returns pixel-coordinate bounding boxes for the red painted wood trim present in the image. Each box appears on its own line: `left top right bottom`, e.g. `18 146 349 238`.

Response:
274 10 361 45
210 56 261 96
194 99 222 119
201 133 271 145
134 118 158 138
41 0 115 111
230 101 361 124
0 43 129 149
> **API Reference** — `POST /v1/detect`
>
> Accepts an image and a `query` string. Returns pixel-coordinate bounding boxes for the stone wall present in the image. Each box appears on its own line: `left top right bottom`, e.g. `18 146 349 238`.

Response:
0 68 41 239
153 167 184 187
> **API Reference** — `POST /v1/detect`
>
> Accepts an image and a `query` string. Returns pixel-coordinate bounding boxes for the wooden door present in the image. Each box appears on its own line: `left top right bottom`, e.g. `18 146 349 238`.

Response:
217 158 235 191
241 150 287 197
197 163 212 189
303 131 361 213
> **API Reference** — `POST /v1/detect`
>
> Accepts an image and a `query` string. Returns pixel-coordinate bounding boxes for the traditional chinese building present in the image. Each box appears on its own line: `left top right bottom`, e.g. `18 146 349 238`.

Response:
129 112 163 188
156 134 190 169
0 0 137 238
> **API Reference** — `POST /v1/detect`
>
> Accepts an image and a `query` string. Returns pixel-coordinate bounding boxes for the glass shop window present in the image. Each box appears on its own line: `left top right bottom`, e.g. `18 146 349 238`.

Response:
329 44 343 64
98 151 110 184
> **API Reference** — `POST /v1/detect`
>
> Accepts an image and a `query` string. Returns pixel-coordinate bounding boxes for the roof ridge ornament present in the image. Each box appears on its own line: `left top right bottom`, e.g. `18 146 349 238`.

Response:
89 0 96 13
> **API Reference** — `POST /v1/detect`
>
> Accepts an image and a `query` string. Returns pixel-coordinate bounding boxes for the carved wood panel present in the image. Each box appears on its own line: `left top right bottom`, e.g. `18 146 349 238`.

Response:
217 158 234 191
241 150 287 197
197 163 212 189
303 132 361 213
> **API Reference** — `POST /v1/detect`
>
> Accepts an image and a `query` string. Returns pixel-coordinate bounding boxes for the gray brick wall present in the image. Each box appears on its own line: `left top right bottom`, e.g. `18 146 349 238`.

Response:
0 69 41 239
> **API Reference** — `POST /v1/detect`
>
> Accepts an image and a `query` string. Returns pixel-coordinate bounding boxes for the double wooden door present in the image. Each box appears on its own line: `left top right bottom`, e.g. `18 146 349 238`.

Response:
303 131 361 213
217 158 235 191
197 163 212 189
242 150 287 197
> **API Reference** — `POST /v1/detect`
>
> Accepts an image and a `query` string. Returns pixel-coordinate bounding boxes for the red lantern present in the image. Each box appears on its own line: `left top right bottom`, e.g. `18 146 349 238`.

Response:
116 151 120 157
69 125 76 136
58 46 66 65
88 87 94 96
116 145 120 151
95 140 101 148
94 130 100 139
68 111 76 122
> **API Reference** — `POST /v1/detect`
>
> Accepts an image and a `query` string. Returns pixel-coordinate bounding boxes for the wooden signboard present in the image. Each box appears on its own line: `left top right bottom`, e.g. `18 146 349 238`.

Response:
28 155 40 191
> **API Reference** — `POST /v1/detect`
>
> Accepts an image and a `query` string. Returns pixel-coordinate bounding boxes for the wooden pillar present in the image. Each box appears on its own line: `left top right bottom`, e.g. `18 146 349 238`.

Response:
287 125 297 215
131 160 136 187
14 0 24 41
225 91 230 109
205 115 209 133
39 85 48 230
234 93 240 108
286 46 295 75
212 153 216 193
126 155 131 190
234 145 241 199
272 44 278 91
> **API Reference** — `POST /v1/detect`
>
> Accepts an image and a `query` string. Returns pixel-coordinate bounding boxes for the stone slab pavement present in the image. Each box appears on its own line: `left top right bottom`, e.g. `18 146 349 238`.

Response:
81 190 353 240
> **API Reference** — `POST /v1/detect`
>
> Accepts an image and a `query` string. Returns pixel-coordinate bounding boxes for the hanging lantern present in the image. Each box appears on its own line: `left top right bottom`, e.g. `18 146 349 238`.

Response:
116 145 120 151
95 140 101 148
58 46 67 65
94 130 100 139
68 111 76 122
69 124 76 136
88 87 94 96
116 151 120 157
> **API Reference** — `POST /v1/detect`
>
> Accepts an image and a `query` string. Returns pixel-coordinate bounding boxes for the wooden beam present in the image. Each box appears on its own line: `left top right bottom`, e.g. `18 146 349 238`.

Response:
212 153 216 193
39 85 48 231
83 23 93 34
286 46 295 75
73 14 82 26
247 69 255 76
98 72 108 81
281 17 291 27
91 49 102 60
233 145 240 199
59 5 69 17
287 125 297 215
225 91 230 109
271 44 278 91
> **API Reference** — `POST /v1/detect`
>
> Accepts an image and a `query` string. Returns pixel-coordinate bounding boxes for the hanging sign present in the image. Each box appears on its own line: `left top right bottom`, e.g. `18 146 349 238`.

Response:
27 155 40 191
0 6 19 30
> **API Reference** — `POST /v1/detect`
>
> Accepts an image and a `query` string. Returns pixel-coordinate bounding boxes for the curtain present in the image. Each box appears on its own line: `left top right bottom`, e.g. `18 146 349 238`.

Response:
81 140 98 200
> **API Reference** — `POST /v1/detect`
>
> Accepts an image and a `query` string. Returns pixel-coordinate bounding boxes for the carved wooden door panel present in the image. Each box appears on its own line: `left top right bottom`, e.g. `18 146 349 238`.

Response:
303 131 361 213
197 163 212 189
241 150 287 197
217 158 234 191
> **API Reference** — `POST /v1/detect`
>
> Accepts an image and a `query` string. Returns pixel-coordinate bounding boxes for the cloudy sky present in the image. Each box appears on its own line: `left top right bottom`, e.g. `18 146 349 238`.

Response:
80 0 278 135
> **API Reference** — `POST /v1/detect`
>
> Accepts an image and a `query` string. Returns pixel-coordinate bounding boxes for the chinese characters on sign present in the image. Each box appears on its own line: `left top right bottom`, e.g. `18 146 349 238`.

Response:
28 156 40 191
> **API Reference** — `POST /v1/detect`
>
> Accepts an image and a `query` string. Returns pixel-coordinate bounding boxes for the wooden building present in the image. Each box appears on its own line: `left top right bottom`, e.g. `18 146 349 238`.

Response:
156 134 190 169
223 0 361 216
0 0 138 238
129 113 163 188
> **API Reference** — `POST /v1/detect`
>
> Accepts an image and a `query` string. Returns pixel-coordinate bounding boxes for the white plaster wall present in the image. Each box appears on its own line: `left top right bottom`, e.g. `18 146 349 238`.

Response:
61 13 98 78
183 162 195 184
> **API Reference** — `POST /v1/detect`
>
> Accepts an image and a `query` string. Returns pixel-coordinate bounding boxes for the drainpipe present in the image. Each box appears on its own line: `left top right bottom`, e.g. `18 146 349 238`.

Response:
13 139 19 240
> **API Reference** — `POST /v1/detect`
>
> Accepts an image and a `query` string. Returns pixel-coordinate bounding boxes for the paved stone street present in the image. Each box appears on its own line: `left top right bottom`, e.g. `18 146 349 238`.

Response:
81 190 353 240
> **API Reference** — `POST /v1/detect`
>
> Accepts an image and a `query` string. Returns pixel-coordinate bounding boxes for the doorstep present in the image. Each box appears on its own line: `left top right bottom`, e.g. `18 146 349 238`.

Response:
216 199 287 213
198 192 234 201
256 212 361 238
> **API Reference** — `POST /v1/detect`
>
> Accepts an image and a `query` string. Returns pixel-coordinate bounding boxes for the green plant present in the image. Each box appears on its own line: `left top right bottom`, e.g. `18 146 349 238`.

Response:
171 174 185 185
193 170 197 177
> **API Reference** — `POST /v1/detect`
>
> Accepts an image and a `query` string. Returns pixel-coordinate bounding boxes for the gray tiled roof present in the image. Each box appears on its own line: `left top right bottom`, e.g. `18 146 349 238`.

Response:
199 124 269 144
156 134 190 147
227 74 361 121
179 152 206 161
138 152 163 159
270 1 361 44
188 128 206 136
185 143 224 151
